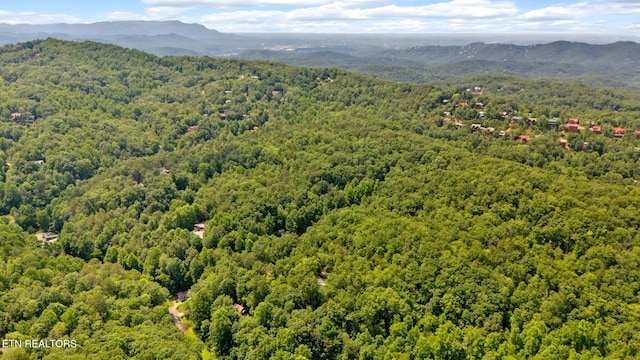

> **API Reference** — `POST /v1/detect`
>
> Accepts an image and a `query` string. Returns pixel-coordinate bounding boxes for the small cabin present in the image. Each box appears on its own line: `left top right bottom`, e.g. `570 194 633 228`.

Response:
591 126 602 134
234 304 248 315
175 291 189 302
559 139 569 149
634 130 640 139
526 118 537 125
568 118 579 125
192 222 206 239
36 232 58 243
520 135 530 144
547 118 559 127
614 127 626 137
470 124 482 132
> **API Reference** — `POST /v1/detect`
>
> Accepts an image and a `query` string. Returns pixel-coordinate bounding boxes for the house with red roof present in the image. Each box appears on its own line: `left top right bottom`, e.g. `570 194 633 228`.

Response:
567 123 580 133
614 127 626 137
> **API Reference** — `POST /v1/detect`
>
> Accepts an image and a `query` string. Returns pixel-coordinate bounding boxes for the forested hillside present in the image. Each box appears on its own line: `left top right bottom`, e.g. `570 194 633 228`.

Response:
241 41 640 91
1 38 640 359
4 21 640 90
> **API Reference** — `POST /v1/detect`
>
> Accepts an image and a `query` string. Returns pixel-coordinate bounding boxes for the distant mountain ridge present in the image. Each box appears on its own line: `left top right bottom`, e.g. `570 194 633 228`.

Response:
401 41 640 69
0 21 246 56
241 40 640 90
0 21 221 38
1 20 639 89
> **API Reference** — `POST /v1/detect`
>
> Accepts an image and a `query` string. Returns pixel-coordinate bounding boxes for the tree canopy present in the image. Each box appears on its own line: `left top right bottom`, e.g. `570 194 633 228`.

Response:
1 38 640 359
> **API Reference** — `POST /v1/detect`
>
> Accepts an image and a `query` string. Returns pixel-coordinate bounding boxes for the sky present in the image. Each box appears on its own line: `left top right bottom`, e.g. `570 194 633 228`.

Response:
1 0 640 34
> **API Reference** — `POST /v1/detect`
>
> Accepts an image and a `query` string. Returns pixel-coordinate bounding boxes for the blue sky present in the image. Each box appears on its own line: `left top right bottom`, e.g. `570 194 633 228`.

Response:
1 0 640 34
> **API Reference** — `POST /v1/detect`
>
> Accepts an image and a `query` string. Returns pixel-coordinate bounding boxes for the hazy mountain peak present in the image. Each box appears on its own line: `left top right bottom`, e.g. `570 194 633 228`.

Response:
0 20 220 38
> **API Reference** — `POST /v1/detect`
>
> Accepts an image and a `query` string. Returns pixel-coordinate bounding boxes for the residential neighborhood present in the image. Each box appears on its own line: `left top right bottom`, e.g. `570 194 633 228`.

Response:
441 85 640 150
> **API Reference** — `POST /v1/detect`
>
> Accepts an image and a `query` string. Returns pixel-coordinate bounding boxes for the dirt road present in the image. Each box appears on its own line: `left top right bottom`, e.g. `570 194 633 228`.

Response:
169 301 188 333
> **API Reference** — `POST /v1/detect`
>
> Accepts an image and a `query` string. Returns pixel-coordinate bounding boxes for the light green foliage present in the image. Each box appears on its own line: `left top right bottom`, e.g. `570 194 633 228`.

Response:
0 39 640 359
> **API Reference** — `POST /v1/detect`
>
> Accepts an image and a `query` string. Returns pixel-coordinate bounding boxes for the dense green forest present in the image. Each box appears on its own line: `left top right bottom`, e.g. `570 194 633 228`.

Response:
240 41 640 91
0 38 640 359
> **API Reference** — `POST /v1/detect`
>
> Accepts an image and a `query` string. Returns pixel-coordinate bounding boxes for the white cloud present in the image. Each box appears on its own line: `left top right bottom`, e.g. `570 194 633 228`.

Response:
519 1 640 21
105 11 143 21
195 0 518 32
519 2 593 20
200 0 517 23
361 0 518 18
199 10 284 25
105 7 190 21
0 11 84 24
284 4 368 20
1 0 636 35
599 0 640 3
146 6 192 19
143 0 339 6
139 0 639 34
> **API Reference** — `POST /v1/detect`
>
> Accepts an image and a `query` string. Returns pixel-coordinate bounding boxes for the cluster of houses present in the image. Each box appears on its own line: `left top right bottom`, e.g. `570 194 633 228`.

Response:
447 112 640 146
443 91 640 144
443 86 640 141
546 117 640 138
488 118 636 143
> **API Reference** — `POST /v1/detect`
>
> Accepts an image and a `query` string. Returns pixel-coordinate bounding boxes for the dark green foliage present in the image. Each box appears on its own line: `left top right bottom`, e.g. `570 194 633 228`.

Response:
242 41 640 91
1 39 640 359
